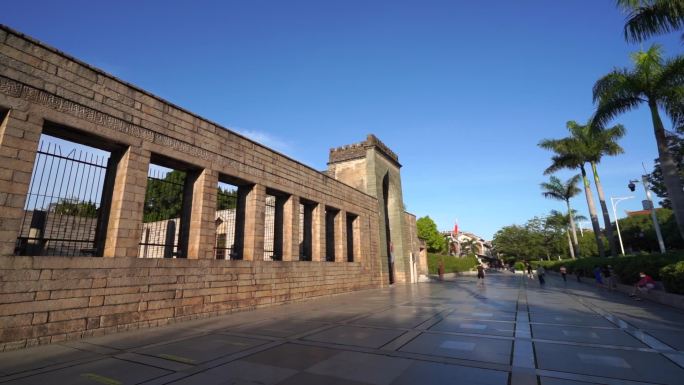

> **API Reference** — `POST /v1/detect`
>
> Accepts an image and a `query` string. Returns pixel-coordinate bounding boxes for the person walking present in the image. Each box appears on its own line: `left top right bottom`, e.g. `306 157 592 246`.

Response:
536 265 546 286
602 265 615 291
593 265 603 289
575 268 583 282
560 265 567 282
476 264 485 285
526 261 533 279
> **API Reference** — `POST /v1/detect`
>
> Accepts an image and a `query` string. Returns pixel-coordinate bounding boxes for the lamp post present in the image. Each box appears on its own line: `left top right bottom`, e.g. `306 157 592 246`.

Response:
610 196 633 256
628 175 666 254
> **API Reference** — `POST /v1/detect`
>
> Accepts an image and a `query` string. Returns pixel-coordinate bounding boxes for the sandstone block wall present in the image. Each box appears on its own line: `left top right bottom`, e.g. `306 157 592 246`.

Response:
0 25 388 350
0 256 379 351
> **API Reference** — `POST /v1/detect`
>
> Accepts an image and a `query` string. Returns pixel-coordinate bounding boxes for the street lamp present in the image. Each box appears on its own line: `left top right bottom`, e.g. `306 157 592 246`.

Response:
628 175 666 254
610 196 633 256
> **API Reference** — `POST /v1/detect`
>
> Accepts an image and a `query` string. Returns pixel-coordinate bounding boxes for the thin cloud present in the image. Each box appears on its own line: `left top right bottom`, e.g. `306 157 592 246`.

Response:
234 128 294 156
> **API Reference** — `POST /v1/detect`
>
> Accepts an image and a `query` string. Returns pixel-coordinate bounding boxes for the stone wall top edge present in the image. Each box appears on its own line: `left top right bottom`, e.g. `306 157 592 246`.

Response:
328 134 401 167
0 24 378 202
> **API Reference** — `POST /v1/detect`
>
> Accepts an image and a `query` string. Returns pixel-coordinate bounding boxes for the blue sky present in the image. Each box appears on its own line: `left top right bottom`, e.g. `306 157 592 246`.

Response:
3 1 683 239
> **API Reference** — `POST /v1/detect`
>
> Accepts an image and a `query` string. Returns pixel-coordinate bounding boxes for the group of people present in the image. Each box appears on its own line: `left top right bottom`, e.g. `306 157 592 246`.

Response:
591 264 617 291
523 261 547 286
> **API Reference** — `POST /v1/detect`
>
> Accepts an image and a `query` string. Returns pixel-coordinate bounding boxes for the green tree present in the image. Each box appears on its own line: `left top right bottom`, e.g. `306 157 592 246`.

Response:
143 170 186 222
492 224 534 261
593 45 684 242
617 208 684 251
648 134 684 208
540 174 582 257
545 210 588 259
617 0 684 42
416 216 446 253
567 121 626 257
539 128 606 258
461 238 480 257
217 187 238 210
52 198 98 218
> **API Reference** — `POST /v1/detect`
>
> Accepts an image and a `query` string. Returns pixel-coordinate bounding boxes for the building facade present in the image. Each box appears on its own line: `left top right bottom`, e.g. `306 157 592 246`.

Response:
0 26 421 350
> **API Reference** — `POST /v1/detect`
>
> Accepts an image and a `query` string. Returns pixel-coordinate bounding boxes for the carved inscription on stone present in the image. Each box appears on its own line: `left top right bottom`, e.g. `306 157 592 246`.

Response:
0 75 212 161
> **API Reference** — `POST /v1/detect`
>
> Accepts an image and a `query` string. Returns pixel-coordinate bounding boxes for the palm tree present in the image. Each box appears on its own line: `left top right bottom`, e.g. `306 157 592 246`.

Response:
617 0 684 42
564 121 626 257
539 135 606 257
540 174 582 257
546 210 588 259
593 45 684 241
461 238 480 257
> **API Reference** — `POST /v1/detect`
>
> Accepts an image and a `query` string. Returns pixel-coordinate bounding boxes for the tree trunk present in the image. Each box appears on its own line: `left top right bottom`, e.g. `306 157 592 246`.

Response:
566 229 575 259
591 162 617 257
649 101 684 241
581 164 605 257
566 200 580 257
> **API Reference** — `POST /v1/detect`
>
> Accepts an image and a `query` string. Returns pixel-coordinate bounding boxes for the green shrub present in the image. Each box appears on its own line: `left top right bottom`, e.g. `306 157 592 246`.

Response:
427 254 478 274
513 261 525 271
661 261 684 294
533 251 684 285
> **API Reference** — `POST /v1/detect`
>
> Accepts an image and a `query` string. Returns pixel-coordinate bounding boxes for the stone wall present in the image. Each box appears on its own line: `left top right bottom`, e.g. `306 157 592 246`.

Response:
0 25 388 350
0 256 378 351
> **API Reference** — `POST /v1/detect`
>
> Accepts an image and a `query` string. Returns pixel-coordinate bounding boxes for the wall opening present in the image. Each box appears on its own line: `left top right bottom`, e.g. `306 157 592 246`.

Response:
15 126 119 257
382 172 394 284
215 180 238 259
264 189 287 261
139 155 197 258
346 213 357 262
325 206 339 262
299 199 315 261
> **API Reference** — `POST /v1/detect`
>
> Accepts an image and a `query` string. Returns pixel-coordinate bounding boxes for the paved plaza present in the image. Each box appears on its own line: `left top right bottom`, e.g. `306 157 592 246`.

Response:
1 272 684 385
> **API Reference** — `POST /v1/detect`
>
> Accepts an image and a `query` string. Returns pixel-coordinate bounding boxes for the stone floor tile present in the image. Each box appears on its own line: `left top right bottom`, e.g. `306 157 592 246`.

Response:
399 332 512 364
646 329 684 350
306 351 413 385
531 324 646 347
242 343 341 371
136 334 267 364
169 360 298 385
535 341 684 385
303 325 405 348
0 344 93 376
430 318 514 337
391 360 508 385
6 357 170 385
228 319 326 338
84 326 204 350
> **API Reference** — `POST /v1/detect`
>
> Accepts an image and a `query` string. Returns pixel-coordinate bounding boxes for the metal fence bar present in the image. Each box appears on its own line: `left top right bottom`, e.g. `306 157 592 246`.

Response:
139 167 186 258
264 194 276 260
215 182 238 259
16 137 109 257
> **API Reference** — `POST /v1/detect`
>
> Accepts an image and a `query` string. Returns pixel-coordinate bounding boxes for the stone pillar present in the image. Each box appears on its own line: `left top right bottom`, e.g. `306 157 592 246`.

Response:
311 203 326 262
241 183 265 261
103 146 150 258
282 195 299 261
186 169 218 259
336 210 347 263
0 110 41 256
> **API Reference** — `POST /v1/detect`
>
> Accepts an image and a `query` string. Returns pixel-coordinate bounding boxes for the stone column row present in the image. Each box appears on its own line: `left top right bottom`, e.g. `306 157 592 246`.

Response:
0 111 363 261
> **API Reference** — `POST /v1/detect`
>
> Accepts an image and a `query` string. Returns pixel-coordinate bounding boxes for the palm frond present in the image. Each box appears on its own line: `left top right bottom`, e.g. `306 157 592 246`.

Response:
593 96 643 127
622 0 684 43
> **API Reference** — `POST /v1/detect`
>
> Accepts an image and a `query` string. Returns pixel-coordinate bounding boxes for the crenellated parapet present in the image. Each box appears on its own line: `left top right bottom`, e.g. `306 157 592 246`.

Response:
329 134 400 166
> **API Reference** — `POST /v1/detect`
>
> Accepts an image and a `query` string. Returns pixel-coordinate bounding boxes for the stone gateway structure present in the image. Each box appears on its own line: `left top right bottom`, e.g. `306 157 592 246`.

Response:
0 26 426 350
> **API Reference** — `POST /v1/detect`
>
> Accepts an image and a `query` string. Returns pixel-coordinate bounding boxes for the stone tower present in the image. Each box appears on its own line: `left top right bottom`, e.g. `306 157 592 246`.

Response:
328 135 412 284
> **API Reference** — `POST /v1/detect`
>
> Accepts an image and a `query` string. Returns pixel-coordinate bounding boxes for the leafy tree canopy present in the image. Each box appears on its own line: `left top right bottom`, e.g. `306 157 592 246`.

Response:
416 216 446 253
648 134 684 209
